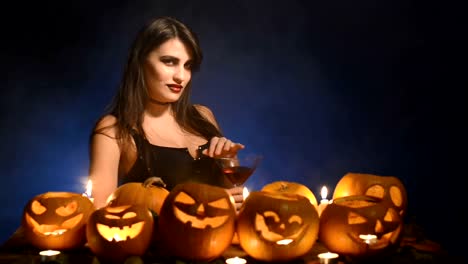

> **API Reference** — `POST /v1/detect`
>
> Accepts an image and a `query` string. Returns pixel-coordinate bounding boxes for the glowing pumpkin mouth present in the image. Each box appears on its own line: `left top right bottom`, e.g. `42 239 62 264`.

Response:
96 222 144 242
254 213 306 244
25 213 83 236
348 229 400 250
347 217 402 250
174 207 228 229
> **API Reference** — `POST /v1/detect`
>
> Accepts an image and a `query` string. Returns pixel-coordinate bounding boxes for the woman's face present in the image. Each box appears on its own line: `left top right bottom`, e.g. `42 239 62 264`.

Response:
144 38 193 104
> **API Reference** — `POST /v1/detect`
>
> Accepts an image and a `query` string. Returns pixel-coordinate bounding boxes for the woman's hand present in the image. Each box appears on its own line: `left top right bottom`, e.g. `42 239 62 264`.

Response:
202 136 245 158
226 186 244 211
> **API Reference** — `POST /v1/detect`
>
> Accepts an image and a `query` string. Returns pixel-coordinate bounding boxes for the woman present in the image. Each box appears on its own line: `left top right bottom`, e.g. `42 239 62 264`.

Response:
88 16 245 209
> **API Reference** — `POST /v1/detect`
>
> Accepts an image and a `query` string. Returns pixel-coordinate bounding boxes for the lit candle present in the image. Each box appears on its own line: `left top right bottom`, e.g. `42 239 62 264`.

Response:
39 250 60 262
317 185 329 216
225 256 247 264
276 239 293 245
320 186 329 204
317 252 339 264
359 234 377 245
243 186 250 200
231 187 250 245
83 179 94 203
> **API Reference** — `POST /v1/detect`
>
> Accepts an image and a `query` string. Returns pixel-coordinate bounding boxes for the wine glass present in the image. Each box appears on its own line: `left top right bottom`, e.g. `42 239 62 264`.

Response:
215 153 263 187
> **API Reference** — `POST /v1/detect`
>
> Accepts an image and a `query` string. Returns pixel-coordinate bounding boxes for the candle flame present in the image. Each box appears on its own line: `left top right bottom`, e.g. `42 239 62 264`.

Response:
276 239 293 245
318 252 339 259
359 234 377 240
113 233 125 242
85 179 92 197
321 186 328 200
243 187 250 200
39 250 61 256
225 256 247 264
359 234 377 244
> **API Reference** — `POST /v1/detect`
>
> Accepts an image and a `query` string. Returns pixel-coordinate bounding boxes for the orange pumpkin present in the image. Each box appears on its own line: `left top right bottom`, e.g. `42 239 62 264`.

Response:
319 195 403 259
22 192 95 250
158 182 237 261
333 172 407 217
237 191 320 262
86 204 154 262
107 177 169 214
262 181 318 206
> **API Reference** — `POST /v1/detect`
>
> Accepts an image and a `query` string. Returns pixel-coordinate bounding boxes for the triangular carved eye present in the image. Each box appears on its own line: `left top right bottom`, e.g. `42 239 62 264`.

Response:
31 200 47 215
384 208 398 222
56 201 78 216
208 198 229 209
105 214 121 220
348 212 367 224
175 192 196 205
122 212 137 219
106 205 130 213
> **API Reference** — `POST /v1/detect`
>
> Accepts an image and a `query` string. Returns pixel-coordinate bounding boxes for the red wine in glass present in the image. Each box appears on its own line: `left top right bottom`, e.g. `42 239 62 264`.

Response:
222 166 254 186
216 154 262 187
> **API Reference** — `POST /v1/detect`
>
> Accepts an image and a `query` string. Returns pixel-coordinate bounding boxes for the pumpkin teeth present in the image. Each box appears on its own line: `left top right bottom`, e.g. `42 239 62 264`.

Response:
25 213 69 236
96 222 145 242
43 229 68 236
349 232 390 249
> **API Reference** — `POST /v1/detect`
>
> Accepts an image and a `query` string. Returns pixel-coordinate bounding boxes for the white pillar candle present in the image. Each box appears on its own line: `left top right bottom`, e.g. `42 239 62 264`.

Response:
225 256 247 264
39 250 60 262
318 252 339 264
318 186 329 216
83 179 94 203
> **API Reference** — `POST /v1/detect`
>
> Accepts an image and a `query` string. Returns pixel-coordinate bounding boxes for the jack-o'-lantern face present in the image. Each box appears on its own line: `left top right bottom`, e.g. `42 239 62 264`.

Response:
319 195 402 258
94 206 147 242
22 192 95 250
173 191 231 228
253 201 308 244
237 191 320 262
86 205 154 262
158 182 237 261
333 173 407 217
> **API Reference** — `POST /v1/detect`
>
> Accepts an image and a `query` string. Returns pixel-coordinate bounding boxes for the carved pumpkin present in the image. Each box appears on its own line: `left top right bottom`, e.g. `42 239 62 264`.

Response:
86 204 154 262
158 182 236 261
107 177 169 215
237 191 320 262
333 172 407 217
21 192 95 250
319 195 403 258
261 181 318 206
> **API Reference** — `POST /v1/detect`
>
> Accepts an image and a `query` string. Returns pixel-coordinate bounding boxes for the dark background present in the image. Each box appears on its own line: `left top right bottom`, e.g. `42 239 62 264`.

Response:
1 0 465 257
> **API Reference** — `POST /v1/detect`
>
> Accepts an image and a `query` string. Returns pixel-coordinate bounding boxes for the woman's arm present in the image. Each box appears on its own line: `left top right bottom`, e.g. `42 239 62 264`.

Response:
195 105 245 211
88 115 121 209
194 104 245 157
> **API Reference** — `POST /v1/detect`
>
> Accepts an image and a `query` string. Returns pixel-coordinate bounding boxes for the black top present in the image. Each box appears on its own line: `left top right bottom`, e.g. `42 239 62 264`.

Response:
119 131 230 190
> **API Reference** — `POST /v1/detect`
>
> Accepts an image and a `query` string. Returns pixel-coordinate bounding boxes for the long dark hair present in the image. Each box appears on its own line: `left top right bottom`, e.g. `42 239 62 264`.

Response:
93 16 222 149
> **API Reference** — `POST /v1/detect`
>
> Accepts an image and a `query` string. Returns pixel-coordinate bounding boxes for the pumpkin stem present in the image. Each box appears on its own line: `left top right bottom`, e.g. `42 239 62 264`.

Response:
143 177 166 188
280 183 288 191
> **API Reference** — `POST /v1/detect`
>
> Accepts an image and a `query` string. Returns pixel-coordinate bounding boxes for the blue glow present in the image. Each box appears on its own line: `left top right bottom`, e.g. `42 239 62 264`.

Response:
1 0 464 255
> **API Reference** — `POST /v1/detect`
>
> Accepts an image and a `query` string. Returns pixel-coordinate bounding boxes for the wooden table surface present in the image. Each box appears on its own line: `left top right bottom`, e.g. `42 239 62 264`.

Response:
0 226 462 264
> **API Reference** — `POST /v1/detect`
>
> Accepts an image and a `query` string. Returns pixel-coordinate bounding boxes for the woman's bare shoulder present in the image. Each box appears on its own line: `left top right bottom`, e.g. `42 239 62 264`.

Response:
93 114 118 138
194 104 215 120
96 114 117 127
